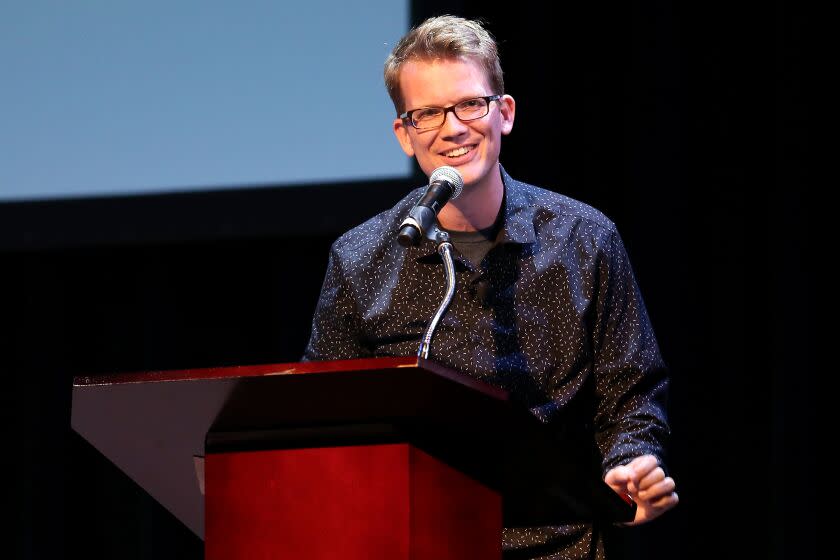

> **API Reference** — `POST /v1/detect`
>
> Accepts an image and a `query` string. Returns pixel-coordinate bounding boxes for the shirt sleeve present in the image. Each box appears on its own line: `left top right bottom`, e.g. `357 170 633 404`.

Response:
591 230 671 474
301 244 371 362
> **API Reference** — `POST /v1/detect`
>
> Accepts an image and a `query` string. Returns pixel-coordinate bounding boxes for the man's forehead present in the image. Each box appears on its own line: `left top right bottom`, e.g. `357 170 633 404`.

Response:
399 57 492 106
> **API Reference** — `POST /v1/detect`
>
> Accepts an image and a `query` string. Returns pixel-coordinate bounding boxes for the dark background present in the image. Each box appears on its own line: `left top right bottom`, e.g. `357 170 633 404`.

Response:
2 1 811 558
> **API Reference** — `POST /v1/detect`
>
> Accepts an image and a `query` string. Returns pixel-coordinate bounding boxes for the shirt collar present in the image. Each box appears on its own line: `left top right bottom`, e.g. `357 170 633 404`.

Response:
497 164 538 245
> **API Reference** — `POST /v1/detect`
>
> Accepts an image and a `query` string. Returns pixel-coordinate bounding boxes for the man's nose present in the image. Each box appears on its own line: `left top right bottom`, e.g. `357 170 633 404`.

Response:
439 110 469 136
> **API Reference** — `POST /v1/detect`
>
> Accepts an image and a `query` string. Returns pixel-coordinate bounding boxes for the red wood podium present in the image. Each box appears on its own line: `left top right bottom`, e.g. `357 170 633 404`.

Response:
71 357 634 559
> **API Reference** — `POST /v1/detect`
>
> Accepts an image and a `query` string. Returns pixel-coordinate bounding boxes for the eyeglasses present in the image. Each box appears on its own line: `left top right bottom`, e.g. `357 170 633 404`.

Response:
400 95 502 130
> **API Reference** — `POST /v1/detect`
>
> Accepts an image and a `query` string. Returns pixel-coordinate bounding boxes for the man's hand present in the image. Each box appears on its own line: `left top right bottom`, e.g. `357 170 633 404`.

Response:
604 454 678 526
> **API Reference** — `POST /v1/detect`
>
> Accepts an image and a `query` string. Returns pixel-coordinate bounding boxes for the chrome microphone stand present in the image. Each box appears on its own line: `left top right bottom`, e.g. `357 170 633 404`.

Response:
417 226 456 359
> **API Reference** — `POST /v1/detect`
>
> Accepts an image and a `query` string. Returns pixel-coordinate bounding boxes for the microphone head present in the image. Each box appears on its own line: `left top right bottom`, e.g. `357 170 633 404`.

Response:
429 166 464 200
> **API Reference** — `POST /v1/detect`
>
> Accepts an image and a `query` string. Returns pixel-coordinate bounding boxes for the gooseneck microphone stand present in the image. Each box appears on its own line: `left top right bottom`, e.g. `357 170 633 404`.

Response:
417 226 456 359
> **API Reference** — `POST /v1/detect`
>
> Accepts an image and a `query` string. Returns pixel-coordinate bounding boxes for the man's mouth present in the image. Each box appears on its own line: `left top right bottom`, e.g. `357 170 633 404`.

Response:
443 145 474 158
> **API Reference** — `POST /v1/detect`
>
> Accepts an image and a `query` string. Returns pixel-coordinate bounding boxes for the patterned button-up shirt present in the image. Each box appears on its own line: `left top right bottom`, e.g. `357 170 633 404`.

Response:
303 164 670 559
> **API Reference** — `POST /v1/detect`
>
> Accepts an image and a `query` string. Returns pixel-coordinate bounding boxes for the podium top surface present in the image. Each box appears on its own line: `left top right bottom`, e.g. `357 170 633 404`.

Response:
74 356 496 392
71 356 633 538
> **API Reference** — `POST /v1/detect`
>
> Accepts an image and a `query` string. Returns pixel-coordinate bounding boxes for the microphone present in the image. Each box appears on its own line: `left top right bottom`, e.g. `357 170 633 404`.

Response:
397 166 464 247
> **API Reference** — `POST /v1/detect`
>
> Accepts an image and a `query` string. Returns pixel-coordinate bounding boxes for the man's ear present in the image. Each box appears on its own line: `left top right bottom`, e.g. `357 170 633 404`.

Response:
393 118 416 157
499 94 516 135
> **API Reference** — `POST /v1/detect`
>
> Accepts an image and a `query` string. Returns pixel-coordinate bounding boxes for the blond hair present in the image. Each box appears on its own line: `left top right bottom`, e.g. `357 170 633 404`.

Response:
384 15 504 114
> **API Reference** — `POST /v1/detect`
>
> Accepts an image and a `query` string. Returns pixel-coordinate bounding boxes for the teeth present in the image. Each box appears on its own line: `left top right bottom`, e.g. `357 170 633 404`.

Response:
445 146 471 158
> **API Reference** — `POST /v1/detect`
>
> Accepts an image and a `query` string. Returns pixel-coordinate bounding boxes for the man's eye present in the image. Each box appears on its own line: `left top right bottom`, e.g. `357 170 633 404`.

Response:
415 108 442 121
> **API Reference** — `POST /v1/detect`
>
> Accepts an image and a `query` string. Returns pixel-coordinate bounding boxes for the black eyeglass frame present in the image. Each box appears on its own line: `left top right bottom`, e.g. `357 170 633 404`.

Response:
399 94 502 130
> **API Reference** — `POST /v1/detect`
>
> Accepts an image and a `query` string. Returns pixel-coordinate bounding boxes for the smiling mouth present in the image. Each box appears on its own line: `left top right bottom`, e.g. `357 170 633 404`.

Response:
443 145 474 158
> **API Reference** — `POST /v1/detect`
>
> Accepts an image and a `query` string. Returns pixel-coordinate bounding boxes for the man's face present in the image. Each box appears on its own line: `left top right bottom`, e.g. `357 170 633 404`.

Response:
393 57 515 191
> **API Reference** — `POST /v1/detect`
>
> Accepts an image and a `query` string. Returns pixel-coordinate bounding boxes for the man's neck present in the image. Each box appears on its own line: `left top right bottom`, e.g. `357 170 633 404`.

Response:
436 167 504 232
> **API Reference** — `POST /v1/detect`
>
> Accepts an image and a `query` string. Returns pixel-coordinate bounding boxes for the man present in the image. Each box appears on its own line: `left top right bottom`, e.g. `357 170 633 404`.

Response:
304 15 678 559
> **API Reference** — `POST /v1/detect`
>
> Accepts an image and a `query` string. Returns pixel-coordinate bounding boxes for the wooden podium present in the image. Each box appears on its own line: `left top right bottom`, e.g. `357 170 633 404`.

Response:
71 357 634 559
